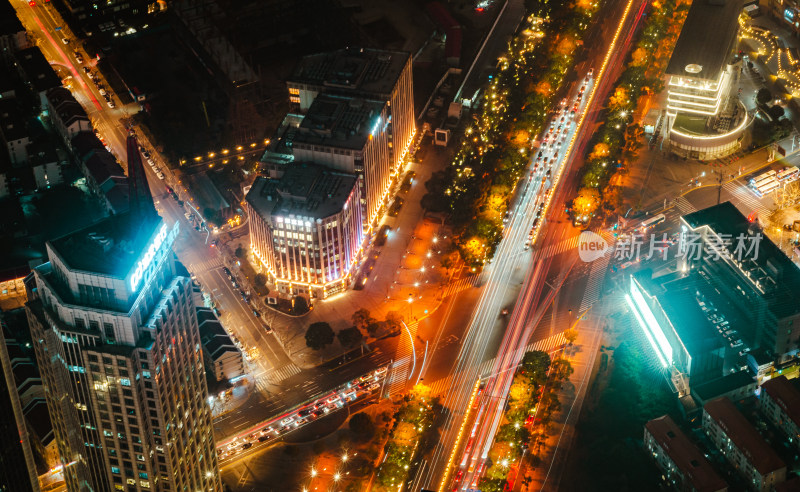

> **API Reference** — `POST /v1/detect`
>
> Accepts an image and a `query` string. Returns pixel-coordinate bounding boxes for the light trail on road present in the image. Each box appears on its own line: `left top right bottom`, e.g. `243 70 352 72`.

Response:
447 78 592 490
416 73 595 491
447 0 648 489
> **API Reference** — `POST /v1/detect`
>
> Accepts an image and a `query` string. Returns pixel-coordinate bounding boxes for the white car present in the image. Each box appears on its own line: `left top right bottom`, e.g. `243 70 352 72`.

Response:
98 88 107 96
156 172 165 180
279 416 295 426
107 100 115 108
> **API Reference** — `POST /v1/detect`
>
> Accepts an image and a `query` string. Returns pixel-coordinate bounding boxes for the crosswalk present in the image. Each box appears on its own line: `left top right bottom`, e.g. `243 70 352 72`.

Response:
723 182 771 217
189 256 224 274
674 196 697 215
539 235 579 259
579 252 609 313
425 333 569 396
387 356 411 396
266 363 301 384
442 274 480 298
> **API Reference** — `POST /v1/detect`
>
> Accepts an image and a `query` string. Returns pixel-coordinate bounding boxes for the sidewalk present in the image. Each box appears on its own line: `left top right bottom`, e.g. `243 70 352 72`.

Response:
239 142 460 369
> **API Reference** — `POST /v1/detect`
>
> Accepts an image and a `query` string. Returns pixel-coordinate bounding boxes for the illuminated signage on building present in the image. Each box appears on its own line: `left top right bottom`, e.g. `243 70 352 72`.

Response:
785 8 795 22
129 222 180 291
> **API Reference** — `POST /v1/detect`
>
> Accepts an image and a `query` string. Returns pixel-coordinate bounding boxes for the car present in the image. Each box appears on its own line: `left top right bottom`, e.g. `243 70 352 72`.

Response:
61 38 70 45
98 88 107 96
252 309 260 318
293 418 306 427
107 100 115 108
587 68 593 77
375 366 388 377
83 66 91 74
241 442 252 450
298 408 313 418
142 150 151 158
74 53 83 64
326 395 342 406
156 172 165 180
368 383 380 391
226 441 238 450
279 417 295 426
341 390 357 402
312 409 326 418
257 435 272 442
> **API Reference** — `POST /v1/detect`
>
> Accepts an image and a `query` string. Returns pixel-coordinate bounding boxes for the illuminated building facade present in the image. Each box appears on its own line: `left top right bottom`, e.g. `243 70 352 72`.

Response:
629 202 800 397
680 202 800 363
703 397 786 492
662 0 748 159
770 0 800 35
245 163 363 299
627 271 727 395
287 47 415 176
292 95 390 230
23 137 221 492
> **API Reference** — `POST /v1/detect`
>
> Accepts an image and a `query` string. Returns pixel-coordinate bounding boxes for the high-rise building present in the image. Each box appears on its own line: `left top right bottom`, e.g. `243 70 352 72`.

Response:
245 162 362 298
287 47 415 173
0 315 40 492
23 136 221 492
286 48 415 230
291 95 389 230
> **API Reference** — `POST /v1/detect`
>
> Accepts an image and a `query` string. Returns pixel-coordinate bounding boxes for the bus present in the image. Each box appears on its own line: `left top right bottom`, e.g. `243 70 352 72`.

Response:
751 170 776 187
754 177 779 197
639 213 666 231
777 166 800 182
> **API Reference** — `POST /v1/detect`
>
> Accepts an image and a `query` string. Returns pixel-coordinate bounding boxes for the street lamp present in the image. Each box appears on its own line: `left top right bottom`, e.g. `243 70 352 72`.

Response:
407 294 413 319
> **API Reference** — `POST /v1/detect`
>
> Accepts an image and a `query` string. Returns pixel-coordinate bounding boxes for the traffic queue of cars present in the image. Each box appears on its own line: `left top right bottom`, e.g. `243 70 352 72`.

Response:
522 73 592 250
217 366 388 462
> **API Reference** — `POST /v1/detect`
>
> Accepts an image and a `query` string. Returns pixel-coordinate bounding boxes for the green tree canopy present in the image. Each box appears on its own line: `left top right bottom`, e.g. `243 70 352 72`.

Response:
349 412 375 439
756 88 773 106
337 327 363 348
305 322 334 350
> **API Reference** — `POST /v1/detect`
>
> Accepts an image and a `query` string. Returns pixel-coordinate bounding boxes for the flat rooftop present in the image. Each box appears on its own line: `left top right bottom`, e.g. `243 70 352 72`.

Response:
0 0 24 37
633 270 726 356
761 375 800 428
288 47 410 98
704 397 785 476
666 0 744 81
48 212 161 278
692 371 755 403
682 201 800 319
293 95 385 150
246 163 357 222
646 415 727 492
14 48 62 93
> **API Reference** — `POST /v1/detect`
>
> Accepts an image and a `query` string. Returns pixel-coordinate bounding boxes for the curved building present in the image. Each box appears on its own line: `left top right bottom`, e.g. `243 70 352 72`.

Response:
663 0 749 159
246 163 363 299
